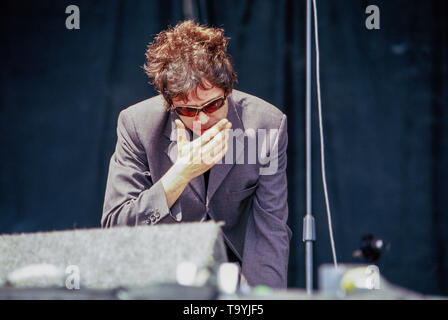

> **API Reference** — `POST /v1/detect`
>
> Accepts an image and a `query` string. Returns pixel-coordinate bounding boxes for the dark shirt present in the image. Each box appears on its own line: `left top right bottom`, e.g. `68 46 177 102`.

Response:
204 169 210 195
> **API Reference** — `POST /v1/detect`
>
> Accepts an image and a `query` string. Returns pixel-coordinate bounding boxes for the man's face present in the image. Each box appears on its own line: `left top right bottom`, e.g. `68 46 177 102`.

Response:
172 84 229 136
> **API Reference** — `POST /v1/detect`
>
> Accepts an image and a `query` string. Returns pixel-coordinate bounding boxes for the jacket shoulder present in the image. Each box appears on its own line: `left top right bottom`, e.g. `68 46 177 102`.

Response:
231 90 286 130
118 95 169 147
120 95 167 125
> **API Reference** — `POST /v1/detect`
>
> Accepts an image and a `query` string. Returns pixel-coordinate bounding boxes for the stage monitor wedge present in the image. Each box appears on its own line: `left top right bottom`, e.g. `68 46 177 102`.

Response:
0 221 228 290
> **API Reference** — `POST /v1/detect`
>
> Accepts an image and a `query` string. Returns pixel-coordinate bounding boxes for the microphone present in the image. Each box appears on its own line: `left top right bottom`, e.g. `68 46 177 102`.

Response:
352 234 390 263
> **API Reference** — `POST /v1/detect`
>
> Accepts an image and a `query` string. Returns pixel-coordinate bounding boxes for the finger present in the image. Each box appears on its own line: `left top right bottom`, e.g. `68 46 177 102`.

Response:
175 120 187 145
202 141 227 166
203 129 227 152
200 119 229 146
209 141 229 166
224 127 230 140
200 123 231 151
202 131 229 167
202 131 228 163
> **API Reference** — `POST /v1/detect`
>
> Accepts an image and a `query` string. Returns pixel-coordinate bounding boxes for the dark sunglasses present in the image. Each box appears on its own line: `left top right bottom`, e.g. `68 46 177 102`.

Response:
173 95 227 117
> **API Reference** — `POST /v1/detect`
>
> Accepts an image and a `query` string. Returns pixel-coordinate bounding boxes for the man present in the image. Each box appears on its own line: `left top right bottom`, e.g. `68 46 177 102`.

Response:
101 20 292 288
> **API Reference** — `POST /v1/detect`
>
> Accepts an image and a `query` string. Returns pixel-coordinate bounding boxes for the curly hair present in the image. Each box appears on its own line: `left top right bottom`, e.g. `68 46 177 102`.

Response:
143 20 237 110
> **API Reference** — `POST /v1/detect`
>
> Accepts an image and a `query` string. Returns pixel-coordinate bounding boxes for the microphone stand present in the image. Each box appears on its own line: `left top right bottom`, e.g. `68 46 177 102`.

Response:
303 0 316 295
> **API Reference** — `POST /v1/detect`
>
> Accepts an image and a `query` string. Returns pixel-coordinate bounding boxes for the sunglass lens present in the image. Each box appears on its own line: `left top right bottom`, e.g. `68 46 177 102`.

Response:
203 98 224 114
177 107 197 117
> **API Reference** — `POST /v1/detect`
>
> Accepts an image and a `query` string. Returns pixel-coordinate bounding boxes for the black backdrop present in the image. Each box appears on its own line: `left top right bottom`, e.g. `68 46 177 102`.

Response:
0 0 447 295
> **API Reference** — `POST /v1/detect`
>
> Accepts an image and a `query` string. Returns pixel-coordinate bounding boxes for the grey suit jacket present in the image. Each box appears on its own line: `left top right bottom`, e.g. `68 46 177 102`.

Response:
101 90 292 288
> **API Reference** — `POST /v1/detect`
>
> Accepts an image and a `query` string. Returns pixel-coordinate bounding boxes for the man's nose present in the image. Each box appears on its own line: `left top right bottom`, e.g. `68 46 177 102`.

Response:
196 111 209 124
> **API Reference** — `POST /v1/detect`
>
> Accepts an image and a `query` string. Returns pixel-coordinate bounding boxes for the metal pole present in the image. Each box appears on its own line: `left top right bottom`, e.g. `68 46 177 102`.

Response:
303 0 316 295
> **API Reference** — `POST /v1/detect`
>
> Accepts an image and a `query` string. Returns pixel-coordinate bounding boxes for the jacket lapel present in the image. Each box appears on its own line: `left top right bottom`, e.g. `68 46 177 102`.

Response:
207 95 245 203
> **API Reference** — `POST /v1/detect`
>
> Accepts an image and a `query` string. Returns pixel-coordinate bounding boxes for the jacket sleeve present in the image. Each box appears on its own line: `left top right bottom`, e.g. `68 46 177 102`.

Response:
241 114 292 288
101 110 172 227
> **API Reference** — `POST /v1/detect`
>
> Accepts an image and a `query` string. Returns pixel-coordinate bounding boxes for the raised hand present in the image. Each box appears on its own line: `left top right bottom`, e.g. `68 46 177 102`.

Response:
175 118 232 182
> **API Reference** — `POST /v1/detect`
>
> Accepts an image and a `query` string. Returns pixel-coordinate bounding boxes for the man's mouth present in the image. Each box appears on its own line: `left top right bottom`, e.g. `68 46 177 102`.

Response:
197 124 212 135
192 121 216 135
